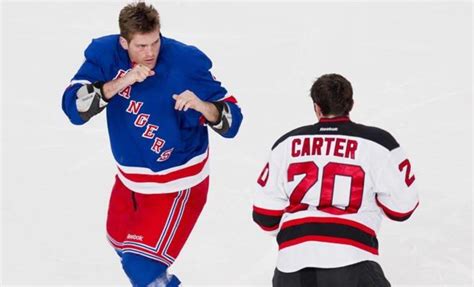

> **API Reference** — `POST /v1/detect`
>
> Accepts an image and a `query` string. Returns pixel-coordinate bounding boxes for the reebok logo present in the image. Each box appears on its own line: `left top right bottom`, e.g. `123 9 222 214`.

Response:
126 234 144 241
320 127 338 131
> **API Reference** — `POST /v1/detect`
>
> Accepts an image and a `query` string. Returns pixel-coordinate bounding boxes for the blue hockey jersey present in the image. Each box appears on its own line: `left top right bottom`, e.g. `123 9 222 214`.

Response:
62 34 243 194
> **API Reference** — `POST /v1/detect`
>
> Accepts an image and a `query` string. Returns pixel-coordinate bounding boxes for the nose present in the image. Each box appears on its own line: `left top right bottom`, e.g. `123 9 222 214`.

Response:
144 46 154 57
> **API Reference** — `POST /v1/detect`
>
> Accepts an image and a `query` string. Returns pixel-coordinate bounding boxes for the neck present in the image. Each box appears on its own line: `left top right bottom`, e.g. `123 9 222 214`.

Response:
321 114 339 118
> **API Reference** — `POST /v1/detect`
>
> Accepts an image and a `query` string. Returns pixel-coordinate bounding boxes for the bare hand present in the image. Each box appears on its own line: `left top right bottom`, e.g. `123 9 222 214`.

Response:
172 90 220 123
172 90 205 112
124 64 155 85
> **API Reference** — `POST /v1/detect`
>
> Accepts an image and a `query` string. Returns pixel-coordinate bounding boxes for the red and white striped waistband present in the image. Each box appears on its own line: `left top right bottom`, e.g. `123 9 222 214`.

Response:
116 150 209 194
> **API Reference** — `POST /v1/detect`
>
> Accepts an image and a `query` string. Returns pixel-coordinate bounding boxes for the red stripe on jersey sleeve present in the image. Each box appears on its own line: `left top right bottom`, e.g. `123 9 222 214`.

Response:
258 224 280 231
376 197 419 221
222 95 238 104
253 206 285 216
199 115 207 125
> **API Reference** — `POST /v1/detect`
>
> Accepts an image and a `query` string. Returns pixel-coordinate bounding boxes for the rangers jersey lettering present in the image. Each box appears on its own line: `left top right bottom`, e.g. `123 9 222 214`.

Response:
253 116 419 272
62 34 243 194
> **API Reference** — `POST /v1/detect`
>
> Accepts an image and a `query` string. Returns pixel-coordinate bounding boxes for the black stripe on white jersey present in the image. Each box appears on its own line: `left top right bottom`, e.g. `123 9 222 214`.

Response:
277 220 379 252
252 211 282 231
272 118 399 151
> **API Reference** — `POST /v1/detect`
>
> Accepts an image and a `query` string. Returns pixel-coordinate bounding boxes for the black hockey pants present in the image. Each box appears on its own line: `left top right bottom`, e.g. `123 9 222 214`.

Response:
272 260 391 287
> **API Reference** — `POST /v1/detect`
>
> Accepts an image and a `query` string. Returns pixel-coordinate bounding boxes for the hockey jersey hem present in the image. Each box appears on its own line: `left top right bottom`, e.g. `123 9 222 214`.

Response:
116 149 210 194
277 216 379 255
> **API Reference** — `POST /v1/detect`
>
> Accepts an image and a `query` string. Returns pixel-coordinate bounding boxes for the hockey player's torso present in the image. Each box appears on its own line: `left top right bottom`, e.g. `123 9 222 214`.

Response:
91 35 209 173
270 117 399 271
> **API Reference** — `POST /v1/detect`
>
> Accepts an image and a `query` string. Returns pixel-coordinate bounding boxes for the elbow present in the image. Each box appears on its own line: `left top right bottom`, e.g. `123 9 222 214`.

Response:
252 206 283 232
68 115 86 126
62 106 87 125
62 95 86 126
376 198 419 222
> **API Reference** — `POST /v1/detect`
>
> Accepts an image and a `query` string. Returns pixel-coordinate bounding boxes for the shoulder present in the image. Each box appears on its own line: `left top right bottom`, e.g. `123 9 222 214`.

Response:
84 34 120 63
161 36 212 72
346 122 400 151
271 125 315 150
270 121 400 151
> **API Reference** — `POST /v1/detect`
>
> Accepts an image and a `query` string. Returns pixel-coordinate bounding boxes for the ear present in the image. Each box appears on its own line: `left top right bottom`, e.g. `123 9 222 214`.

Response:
119 36 129 50
314 103 322 120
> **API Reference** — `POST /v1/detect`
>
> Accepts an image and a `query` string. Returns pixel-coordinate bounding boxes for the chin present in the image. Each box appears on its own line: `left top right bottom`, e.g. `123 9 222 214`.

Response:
144 62 156 69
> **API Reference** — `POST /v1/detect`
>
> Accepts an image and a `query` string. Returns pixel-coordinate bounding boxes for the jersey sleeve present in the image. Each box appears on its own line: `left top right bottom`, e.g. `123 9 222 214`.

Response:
61 40 107 125
253 144 289 235
179 47 243 138
374 146 419 221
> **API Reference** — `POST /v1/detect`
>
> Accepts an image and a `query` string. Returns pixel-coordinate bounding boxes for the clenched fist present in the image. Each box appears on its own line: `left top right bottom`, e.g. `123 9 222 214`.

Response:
124 63 155 85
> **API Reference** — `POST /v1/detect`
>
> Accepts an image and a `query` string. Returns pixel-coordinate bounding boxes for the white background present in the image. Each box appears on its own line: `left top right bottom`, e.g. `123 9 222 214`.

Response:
1 0 472 286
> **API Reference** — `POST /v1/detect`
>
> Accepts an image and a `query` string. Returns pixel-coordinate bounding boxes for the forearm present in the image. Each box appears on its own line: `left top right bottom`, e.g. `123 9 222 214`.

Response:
200 102 220 124
102 77 132 100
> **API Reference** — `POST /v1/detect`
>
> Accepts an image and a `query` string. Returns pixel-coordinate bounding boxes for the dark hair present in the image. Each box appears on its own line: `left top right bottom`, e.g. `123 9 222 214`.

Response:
310 74 353 116
119 2 160 42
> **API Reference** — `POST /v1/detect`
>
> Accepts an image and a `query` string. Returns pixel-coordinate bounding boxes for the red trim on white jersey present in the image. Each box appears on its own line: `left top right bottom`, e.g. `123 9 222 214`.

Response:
318 116 351 123
376 197 419 221
258 224 280 232
279 235 379 255
277 216 379 255
281 216 376 236
253 206 285 217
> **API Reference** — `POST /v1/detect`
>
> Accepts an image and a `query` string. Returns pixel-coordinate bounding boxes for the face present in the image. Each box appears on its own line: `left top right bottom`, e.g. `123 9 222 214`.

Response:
120 29 161 69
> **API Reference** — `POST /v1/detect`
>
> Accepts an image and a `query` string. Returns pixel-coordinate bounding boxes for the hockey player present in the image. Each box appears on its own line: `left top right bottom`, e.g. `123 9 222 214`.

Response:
62 2 242 286
253 74 418 286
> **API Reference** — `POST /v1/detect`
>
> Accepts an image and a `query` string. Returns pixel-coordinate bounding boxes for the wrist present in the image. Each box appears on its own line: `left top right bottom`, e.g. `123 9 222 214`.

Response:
103 76 134 99
121 73 137 88
205 102 222 125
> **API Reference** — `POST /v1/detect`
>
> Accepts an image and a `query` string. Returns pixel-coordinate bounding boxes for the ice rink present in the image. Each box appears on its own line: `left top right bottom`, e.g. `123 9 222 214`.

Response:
1 0 472 286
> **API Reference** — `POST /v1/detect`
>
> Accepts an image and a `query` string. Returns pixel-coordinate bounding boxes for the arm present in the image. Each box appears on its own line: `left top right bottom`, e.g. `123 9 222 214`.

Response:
62 55 153 124
173 48 243 138
62 57 106 125
173 90 220 123
375 147 419 221
253 145 289 235
173 91 241 137
102 64 154 100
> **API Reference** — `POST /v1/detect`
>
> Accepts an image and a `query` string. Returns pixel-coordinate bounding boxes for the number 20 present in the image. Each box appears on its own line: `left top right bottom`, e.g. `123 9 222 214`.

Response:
287 161 365 215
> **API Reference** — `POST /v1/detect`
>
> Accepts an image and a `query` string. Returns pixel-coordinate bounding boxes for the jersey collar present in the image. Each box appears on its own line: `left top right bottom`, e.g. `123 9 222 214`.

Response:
318 116 351 123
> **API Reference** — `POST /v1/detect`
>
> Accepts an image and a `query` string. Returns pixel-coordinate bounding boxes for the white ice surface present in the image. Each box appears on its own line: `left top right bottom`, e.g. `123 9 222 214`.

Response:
1 1 472 286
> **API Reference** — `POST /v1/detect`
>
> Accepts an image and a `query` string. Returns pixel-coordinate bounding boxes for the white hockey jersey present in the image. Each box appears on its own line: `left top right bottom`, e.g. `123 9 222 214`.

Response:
253 116 419 272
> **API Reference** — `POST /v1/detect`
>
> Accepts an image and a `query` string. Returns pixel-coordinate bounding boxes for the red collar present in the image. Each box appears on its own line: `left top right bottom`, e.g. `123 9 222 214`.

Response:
318 116 351 123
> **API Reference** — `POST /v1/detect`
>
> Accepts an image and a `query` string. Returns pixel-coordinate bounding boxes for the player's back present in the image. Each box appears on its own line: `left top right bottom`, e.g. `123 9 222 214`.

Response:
254 116 419 272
